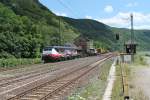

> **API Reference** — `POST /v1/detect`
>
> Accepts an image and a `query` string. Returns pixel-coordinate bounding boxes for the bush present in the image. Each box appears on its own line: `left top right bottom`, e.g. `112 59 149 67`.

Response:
134 55 147 65
145 53 150 57
0 58 41 68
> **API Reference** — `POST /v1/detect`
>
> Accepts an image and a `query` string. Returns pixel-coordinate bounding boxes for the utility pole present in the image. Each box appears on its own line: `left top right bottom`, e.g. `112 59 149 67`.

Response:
59 16 61 45
130 13 134 61
131 14 134 50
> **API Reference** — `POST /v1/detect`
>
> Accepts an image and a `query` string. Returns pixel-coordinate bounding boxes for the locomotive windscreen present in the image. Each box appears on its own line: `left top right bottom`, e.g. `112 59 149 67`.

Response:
43 47 52 51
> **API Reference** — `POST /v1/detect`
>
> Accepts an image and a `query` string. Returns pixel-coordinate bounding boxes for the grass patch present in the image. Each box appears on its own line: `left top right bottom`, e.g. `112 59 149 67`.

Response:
145 53 150 57
111 65 124 100
112 54 148 100
131 88 149 100
138 51 150 57
0 58 41 68
112 62 131 100
68 59 113 100
132 54 147 66
112 53 149 100
130 53 149 100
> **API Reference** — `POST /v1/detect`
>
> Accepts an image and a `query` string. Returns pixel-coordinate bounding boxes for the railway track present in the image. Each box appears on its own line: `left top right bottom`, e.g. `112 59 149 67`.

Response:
6 54 113 100
0 54 114 100
0 57 99 88
0 59 78 81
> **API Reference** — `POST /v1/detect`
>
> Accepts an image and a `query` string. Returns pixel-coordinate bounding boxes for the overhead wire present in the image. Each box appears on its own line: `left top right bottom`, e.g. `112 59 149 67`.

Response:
57 0 81 17
56 0 81 45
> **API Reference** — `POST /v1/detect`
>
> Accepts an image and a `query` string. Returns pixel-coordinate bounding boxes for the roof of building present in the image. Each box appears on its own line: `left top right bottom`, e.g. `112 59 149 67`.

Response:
124 40 137 45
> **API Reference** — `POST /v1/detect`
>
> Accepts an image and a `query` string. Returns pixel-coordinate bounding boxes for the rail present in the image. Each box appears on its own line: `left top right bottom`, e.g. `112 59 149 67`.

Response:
7 54 114 100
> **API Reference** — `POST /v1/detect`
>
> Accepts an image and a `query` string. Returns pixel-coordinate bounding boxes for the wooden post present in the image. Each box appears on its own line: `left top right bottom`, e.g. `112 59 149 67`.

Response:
120 54 130 100
122 63 130 100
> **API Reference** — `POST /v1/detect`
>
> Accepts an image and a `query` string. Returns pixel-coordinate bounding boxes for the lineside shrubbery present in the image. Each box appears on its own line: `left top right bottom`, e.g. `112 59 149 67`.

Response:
0 58 41 68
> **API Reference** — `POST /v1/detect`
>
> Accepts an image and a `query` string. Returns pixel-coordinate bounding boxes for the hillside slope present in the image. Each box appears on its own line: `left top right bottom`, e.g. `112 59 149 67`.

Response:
63 17 150 50
0 0 79 58
112 28 150 50
0 0 150 59
63 17 117 49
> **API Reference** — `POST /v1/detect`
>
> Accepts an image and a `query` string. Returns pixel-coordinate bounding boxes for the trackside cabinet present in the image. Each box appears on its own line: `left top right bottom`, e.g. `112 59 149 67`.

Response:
124 41 137 54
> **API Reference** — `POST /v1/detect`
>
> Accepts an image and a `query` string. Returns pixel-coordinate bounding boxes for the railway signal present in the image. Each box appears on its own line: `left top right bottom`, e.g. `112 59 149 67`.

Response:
116 33 119 40
59 16 62 45
124 14 137 63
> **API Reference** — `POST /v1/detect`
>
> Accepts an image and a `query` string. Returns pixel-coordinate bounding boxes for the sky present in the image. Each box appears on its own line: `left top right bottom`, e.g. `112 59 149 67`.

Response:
39 0 150 29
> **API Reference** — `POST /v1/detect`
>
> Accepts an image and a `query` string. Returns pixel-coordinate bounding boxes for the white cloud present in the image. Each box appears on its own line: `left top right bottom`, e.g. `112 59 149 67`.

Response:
104 5 114 13
97 12 150 29
55 12 67 17
126 2 138 7
85 15 92 19
134 25 150 30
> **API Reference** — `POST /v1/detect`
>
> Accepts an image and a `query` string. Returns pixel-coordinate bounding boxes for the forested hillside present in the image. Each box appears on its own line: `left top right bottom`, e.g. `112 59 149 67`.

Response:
63 17 117 49
63 17 150 50
0 0 150 59
0 0 79 58
112 28 150 50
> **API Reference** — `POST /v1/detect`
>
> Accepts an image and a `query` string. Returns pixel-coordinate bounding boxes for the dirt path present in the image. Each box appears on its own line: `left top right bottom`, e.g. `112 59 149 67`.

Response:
132 68 150 99
131 57 150 100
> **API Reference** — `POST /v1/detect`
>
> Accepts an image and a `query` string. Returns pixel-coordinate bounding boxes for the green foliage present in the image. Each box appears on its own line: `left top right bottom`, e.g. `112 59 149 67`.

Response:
64 17 150 51
112 65 124 100
63 17 116 50
145 53 150 57
134 55 147 65
0 0 150 60
0 3 42 58
112 28 150 51
0 1 79 59
0 58 41 68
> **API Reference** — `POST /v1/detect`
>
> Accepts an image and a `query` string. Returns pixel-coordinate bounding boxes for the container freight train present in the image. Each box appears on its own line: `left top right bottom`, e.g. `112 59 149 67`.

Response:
42 46 79 63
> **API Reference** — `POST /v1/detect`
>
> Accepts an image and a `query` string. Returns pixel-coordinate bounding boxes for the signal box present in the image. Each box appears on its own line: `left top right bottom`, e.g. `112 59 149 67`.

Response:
124 41 137 54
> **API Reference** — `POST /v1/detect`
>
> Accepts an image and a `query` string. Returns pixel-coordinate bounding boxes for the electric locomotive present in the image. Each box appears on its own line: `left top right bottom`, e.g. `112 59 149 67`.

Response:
42 46 78 63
